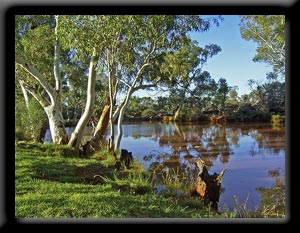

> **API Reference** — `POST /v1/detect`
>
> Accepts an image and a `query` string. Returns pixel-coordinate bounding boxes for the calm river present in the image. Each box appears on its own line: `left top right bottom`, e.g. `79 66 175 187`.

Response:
45 122 286 212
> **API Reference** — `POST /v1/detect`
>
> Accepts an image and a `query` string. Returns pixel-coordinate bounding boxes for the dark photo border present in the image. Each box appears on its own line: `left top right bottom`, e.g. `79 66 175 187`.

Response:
1 0 297 228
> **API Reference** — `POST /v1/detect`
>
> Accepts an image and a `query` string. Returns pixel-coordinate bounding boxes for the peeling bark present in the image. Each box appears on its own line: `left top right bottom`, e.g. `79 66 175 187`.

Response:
82 103 111 156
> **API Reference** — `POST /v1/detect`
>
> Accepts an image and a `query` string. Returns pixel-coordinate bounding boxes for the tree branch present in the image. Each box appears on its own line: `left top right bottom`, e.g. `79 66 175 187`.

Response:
15 55 55 104
116 76 131 88
19 80 49 108
249 25 285 58
54 15 61 92
133 77 162 91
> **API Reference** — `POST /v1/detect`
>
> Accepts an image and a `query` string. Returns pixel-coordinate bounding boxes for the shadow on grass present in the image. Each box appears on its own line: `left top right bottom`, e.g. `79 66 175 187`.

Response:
33 160 116 185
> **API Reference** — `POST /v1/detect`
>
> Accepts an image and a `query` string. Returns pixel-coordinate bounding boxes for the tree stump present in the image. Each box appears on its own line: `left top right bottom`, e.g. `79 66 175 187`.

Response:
191 157 227 210
120 149 134 169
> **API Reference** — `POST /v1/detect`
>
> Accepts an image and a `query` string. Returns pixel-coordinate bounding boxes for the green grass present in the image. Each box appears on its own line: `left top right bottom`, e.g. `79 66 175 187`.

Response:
16 142 225 218
16 141 285 219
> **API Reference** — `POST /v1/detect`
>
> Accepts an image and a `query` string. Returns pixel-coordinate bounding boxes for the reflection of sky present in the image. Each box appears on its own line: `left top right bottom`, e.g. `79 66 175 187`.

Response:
210 153 285 211
120 122 286 212
44 122 285 211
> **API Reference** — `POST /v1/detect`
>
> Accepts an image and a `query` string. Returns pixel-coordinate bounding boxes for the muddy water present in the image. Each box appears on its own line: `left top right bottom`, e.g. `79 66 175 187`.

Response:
44 122 285 211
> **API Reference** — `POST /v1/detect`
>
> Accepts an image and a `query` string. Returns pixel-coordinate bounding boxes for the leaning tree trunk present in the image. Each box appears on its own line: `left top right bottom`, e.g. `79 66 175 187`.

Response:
114 88 133 152
15 57 69 144
191 157 228 210
82 103 111 156
68 49 99 152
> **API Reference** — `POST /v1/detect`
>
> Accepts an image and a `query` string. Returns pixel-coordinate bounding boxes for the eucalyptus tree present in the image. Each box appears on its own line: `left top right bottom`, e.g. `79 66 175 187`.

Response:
225 86 240 116
107 15 223 150
161 38 205 121
162 41 221 121
15 15 69 144
15 15 103 148
212 78 230 115
240 15 285 78
191 71 218 114
15 15 223 155
247 79 268 113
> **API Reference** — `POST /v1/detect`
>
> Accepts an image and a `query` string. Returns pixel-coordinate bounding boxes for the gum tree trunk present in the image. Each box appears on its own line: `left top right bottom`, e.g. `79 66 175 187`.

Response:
68 49 99 150
15 16 68 144
45 104 68 144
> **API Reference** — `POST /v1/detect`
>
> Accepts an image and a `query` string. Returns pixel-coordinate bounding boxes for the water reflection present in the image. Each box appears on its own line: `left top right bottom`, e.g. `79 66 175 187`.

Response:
44 121 285 212
120 122 285 211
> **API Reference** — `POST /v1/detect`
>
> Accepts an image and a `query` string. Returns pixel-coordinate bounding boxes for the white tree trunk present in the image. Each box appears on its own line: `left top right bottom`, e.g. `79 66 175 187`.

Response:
19 80 30 109
68 49 99 149
108 50 115 151
15 16 68 144
114 88 133 152
174 104 183 122
15 57 68 144
45 104 68 144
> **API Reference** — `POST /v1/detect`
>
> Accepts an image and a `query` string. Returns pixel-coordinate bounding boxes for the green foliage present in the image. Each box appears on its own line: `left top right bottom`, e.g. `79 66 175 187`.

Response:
15 15 56 82
16 15 224 146
271 114 285 124
15 99 47 142
240 15 285 77
211 77 230 115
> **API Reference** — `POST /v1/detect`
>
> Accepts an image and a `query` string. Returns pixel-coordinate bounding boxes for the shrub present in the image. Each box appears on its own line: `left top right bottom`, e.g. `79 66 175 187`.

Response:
15 99 47 142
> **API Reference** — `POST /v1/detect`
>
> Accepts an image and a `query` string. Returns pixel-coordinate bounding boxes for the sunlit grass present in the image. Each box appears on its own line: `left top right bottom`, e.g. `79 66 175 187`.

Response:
16 141 285 219
15 142 224 218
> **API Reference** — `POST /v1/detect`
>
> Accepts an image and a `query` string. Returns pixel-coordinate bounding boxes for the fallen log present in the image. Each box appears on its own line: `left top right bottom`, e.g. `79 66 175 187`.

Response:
191 157 228 210
209 115 226 124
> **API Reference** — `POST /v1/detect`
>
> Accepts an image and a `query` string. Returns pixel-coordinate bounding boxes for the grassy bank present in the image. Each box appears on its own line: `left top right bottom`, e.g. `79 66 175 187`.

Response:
15 141 285 219
15 142 224 218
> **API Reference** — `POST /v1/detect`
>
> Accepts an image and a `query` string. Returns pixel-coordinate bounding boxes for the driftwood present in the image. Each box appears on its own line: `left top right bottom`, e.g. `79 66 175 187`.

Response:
209 115 226 124
191 157 227 210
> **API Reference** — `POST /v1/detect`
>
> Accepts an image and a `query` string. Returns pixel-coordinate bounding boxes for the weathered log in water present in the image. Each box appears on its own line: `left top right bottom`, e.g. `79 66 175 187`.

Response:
209 115 226 124
191 157 227 210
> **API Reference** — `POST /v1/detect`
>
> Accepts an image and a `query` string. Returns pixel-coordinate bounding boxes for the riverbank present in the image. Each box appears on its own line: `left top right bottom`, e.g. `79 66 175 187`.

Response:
15 141 285 219
15 142 224 218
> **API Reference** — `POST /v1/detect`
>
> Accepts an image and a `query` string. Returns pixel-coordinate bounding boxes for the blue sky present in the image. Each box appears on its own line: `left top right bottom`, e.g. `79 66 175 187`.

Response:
134 15 272 98
189 15 272 96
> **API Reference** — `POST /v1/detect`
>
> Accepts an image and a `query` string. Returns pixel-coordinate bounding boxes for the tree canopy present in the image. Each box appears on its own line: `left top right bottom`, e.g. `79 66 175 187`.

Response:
239 15 285 78
15 15 224 153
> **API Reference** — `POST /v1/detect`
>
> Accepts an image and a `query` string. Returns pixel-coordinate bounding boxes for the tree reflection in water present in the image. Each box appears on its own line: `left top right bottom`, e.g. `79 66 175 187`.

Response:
121 121 285 212
143 122 284 167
